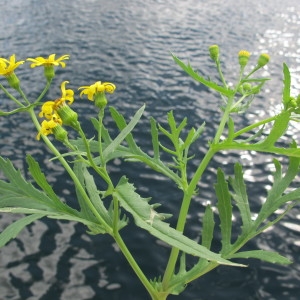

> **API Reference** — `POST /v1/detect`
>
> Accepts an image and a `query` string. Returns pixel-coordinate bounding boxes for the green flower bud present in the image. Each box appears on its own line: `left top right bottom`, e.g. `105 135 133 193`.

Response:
209 45 219 62
257 53 270 68
53 124 69 143
57 104 80 131
238 50 251 67
6 73 21 90
242 82 252 92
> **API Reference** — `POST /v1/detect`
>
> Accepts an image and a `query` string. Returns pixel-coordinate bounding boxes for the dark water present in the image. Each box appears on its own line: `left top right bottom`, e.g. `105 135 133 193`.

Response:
1 0 300 299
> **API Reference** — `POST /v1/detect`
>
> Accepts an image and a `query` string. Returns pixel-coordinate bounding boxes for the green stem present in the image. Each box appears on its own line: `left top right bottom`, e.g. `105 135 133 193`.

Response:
216 60 228 88
162 147 216 289
98 107 106 166
0 84 25 107
17 87 31 105
162 85 238 289
233 115 276 138
214 95 234 143
77 124 113 190
34 79 52 103
28 108 112 234
114 231 159 299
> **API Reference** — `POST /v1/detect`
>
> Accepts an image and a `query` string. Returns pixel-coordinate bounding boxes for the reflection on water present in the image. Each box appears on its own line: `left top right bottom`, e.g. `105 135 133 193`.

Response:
1 0 300 299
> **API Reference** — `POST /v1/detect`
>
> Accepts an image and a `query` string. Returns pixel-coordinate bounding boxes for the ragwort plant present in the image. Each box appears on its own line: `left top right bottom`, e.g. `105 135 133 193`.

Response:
0 47 300 299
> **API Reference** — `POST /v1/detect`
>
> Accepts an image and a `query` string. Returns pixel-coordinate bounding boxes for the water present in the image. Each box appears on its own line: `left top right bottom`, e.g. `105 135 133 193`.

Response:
1 0 300 299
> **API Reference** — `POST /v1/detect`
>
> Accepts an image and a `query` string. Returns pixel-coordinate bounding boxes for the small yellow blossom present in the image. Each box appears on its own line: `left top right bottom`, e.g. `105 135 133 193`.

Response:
27 54 70 68
238 50 251 67
39 81 74 119
36 114 62 140
0 54 25 76
79 81 116 101
27 54 70 81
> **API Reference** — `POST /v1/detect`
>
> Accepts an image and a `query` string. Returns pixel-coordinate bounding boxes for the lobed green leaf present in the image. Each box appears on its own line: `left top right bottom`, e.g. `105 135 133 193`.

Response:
172 54 234 97
201 205 215 249
282 63 291 108
228 250 292 265
214 168 233 253
0 214 45 248
229 163 253 233
113 177 243 267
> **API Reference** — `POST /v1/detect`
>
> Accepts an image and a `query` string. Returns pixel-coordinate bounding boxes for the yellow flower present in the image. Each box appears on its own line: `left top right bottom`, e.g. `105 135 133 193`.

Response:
27 54 70 81
79 81 116 101
238 50 251 67
27 54 70 68
36 114 62 140
0 54 24 76
39 81 74 119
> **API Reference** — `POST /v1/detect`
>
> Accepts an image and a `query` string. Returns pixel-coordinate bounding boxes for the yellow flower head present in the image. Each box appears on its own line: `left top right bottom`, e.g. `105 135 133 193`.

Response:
39 81 74 119
36 114 62 140
0 54 24 76
79 81 116 101
238 50 251 67
27 54 70 68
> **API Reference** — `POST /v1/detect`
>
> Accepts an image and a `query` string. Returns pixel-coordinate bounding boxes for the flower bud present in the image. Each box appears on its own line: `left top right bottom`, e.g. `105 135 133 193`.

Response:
57 104 80 130
257 53 270 68
53 124 69 143
6 73 21 90
238 50 251 68
209 45 219 62
242 82 252 92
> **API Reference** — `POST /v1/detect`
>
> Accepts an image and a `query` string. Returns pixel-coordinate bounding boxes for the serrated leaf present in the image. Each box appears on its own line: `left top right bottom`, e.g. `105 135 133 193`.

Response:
81 164 114 227
26 155 67 211
228 250 292 265
105 105 145 157
260 110 291 147
214 168 232 253
201 205 215 249
255 154 300 228
0 207 108 235
0 214 45 248
0 157 61 211
229 163 252 233
113 176 243 267
172 54 234 97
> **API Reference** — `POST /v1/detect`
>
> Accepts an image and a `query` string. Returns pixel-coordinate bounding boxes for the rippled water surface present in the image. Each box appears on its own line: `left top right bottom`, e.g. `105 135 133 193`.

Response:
1 0 300 299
